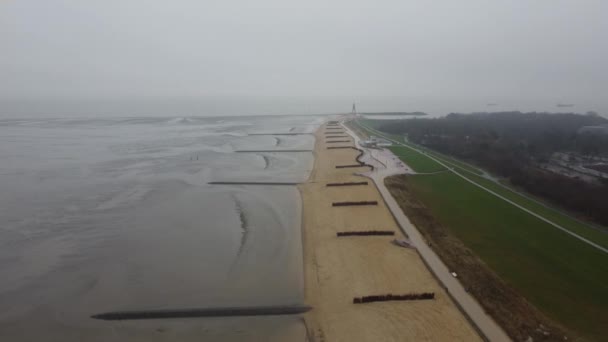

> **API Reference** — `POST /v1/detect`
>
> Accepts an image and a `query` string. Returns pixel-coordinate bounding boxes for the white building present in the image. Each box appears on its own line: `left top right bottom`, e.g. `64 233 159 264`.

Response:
360 135 392 148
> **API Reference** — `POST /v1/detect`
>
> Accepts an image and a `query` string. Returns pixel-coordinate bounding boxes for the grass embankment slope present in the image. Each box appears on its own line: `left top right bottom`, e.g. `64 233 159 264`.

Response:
388 146 446 173
354 119 608 341
392 141 608 248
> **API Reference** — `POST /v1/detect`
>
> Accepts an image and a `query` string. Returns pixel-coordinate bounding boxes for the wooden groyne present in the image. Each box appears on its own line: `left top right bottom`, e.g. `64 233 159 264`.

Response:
326 140 351 143
91 305 312 321
353 147 375 170
353 293 435 304
326 181 368 187
248 133 313 136
332 201 378 207
208 181 299 186
299 120 482 341
332 145 375 170
326 145 374 170
325 135 349 138
234 150 313 153
337 231 394 236
336 164 369 168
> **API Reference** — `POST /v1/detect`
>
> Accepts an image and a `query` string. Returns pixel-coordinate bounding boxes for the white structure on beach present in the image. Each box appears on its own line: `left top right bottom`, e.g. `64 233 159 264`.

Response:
360 135 392 148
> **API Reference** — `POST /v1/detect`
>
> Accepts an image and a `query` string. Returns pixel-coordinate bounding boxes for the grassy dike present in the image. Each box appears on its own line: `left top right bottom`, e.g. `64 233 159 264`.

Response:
362 118 608 246
352 119 608 341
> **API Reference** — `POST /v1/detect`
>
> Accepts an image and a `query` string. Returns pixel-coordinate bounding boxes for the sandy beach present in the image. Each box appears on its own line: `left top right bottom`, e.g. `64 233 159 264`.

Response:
299 122 481 341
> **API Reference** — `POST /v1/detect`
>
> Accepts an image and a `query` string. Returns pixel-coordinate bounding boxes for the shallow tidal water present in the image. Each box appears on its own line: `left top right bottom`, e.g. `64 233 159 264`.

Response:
0 115 322 341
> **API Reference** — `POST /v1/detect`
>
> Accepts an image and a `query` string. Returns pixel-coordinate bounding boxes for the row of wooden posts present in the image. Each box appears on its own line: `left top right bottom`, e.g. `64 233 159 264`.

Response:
336 164 368 168
324 125 436 306
337 231 394 237
326 130 435 304
326 181 368 187
353 292 435 304
325 135 374 170
332 201 378 207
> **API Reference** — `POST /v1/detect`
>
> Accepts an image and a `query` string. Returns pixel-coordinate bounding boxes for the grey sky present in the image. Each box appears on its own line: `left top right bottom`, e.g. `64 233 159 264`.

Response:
1 1 607 108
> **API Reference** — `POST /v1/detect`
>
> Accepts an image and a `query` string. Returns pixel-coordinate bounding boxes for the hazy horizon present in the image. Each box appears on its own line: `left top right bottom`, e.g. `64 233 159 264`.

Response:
1 95 606 118
2 1 607 117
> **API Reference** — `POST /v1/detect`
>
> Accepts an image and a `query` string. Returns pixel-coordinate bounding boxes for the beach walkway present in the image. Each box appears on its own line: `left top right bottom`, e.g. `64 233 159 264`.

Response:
341 121 511 342
299 122 482 341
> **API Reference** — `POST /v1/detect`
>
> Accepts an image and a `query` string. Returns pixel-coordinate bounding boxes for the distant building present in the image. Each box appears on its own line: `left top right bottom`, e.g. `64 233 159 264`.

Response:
360 135 392 148
360 135 378 148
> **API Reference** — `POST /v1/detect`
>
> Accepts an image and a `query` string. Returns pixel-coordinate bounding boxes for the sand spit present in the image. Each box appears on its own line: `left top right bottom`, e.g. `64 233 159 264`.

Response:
299 123 481 342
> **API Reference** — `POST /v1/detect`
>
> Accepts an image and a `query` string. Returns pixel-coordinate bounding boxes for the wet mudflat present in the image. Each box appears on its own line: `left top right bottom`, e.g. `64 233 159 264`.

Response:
0 115 321 341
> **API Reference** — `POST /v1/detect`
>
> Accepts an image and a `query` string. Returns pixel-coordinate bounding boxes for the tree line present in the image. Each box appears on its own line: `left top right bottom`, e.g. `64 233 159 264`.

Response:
377 112 608 226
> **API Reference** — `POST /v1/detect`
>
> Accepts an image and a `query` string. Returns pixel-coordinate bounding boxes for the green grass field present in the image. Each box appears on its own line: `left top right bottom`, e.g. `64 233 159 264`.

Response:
408 143 485 175
352 119 608 340
398 142 608 247
457 171 608 248
406 172 608 341
387 146 446 173
360 119 608 248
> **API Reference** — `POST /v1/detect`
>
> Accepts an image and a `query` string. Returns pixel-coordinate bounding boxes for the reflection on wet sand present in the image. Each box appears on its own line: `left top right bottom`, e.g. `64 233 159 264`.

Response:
0 116 321 341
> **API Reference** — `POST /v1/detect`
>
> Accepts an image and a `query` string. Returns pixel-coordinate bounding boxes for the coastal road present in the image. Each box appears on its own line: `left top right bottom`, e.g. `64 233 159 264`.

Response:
341 120 512 342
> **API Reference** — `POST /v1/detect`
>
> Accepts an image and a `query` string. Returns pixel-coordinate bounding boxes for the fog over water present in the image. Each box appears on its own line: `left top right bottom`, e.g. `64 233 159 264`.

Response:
0 116 321 341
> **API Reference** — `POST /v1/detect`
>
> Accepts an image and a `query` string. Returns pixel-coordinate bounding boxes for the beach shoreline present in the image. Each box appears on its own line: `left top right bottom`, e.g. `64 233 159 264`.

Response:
298 120 481 341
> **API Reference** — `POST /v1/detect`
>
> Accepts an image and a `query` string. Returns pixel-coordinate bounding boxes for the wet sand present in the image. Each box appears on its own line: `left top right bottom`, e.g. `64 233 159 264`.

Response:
0 116 315 341
299 123 481 341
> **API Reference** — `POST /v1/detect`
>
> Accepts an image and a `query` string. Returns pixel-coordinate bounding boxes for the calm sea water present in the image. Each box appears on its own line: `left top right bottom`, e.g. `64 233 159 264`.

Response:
0 115 323 341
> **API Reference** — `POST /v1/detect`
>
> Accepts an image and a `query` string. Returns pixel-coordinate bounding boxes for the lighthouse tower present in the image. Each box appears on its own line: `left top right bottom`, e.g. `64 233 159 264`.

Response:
351 102 357 115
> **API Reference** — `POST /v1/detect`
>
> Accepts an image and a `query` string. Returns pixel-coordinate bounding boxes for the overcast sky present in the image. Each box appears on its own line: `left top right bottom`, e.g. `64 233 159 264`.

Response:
1 0 607 112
